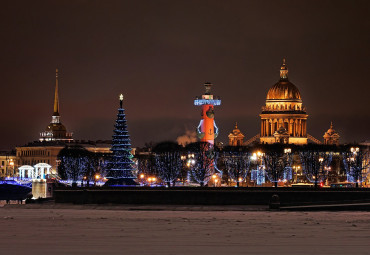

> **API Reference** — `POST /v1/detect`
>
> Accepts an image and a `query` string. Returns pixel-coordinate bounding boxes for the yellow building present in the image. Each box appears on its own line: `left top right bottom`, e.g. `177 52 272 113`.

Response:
228 122 245 146
16 140 111 173
260 59 308 145
0 154 17 178
323 122 340 145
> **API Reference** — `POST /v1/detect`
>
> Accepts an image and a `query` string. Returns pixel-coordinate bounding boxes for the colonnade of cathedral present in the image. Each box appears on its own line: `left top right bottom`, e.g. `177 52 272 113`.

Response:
260 118 307 137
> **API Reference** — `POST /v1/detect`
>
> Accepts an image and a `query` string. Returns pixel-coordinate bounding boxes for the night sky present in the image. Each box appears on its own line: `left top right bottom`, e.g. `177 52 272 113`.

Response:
1 1 369 150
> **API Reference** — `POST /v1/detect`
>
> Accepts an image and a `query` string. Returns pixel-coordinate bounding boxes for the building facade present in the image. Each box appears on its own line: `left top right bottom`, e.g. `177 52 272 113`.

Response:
323 122 340 145
16 140 111 173
0 153 17 178
228 122 245 146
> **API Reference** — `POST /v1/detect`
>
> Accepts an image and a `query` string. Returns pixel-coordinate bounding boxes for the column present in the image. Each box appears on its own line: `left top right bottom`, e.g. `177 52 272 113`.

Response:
41 167 44 179
301 120 304 137
261 120 264 136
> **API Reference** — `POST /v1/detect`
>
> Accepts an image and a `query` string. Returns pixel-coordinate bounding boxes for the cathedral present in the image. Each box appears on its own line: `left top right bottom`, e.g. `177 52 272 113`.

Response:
229 59 339 146
260 59 308 144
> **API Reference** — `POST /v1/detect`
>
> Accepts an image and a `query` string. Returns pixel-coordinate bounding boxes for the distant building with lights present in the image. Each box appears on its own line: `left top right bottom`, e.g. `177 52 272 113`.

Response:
16 140 111 174
0 152 17 178
323 122 340 145
228 122 245 146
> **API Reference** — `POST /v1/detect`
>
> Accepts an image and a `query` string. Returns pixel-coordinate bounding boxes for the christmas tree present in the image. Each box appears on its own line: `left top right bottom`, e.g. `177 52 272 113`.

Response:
104 94 137 186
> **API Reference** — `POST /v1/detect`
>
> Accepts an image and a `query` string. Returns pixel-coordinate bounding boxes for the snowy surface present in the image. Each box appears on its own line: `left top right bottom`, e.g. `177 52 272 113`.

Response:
0 206 369 254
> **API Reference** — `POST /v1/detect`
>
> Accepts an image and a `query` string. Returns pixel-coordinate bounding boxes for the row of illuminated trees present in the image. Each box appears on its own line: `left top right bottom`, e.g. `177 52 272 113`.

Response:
57 143 369 188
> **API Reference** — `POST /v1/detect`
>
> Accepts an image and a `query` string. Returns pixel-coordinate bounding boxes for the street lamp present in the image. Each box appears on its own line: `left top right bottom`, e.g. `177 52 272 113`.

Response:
350 147 359 154
9 160 14 180
82 176 87 187
94 174 100 186
212 174 217 187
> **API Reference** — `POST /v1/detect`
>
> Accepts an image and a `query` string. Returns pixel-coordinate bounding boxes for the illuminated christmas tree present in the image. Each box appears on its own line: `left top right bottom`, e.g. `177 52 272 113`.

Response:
104 94 137 186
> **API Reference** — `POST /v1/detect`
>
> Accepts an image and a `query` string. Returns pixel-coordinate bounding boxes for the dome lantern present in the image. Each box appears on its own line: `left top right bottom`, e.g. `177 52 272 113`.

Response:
280 58 288 80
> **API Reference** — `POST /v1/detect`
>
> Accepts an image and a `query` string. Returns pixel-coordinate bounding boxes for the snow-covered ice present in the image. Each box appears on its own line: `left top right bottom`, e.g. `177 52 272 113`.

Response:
0 207 369 254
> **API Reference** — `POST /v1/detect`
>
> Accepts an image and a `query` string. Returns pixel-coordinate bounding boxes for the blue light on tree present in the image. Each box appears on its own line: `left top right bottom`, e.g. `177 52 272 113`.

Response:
251 168 265 185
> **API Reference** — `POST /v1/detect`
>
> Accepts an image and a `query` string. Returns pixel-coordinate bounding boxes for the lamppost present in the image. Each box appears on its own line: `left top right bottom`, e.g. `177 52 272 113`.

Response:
9 159 14 180
94 174 100 186
185 153 196 184
351 147 359 183
82 176 87 187
251 151 264 186
324 166 331 186
292 165 301 183
139 173 145 186
147 177 157 187
212 174 217 187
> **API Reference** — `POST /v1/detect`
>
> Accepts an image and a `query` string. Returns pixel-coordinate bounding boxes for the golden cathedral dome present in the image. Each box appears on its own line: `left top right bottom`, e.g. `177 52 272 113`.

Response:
266 81 302 100
266 59 302 101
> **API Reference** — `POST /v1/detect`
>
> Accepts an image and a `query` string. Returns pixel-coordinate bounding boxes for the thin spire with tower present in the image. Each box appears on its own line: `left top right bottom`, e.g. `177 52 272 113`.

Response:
39 68 73 141
53 68 60 116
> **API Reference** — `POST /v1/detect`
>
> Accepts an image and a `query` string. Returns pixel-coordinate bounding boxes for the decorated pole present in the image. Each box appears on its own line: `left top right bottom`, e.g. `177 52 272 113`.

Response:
194 82 221 145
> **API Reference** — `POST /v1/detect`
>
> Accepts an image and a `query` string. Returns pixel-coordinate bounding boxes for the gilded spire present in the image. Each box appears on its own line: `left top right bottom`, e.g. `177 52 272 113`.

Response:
330 121 333 129
235 122 238 129
280 58 288 80
53 68 60 116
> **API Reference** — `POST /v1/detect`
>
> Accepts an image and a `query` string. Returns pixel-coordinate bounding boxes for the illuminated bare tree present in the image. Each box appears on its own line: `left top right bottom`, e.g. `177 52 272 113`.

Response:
82 152 107 187
189 142 216 186
263 151 292 188
58 146 89 186
223 150 251 187
137 153 157 177
300 151 332 188
155 152 182 187
343 147 370 188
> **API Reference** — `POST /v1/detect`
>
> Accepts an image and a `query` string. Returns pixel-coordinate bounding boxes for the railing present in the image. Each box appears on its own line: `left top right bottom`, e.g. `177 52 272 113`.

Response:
244 134 260 146
194 99 221 106
307 134 322 144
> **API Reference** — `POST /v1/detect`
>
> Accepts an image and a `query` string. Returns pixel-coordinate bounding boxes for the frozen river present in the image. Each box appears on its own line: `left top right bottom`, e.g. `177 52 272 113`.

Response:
0 206 369 254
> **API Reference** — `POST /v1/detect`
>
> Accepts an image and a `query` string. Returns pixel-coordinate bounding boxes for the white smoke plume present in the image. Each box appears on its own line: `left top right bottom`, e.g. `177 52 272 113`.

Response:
176 130 197 146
